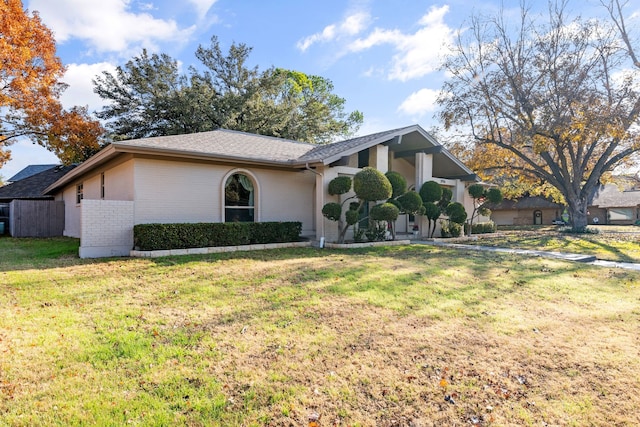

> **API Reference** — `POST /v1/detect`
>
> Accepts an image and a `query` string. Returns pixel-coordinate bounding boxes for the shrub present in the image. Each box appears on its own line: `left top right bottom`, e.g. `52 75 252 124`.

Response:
353 167 392 201
385 171 407 198
328 176 352 195
133 222 302 251
322 202 342 221
365 221 387 241
419 180 443 203
440 220 462 238
445 202 467 225
370 202 400 222
469 221 497 234
397 190 423 215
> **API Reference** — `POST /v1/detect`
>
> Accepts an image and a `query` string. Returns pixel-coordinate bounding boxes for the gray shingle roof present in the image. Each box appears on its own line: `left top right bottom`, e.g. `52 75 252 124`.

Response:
0 165 76 201
114 129 315 164
590 184 640 208
8 164 58 182
298 126 413 162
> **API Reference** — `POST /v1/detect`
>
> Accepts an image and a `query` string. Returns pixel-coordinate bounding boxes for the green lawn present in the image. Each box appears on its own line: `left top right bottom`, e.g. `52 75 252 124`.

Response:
1 237 639 426
473 226 640 263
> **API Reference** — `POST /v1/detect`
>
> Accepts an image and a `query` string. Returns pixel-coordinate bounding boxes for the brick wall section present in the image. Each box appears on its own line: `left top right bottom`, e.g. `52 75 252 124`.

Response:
80 199 134 258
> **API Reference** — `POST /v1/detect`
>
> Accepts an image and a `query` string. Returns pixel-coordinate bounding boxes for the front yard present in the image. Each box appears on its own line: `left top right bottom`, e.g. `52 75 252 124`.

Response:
1 237 639 426
471 226 640 263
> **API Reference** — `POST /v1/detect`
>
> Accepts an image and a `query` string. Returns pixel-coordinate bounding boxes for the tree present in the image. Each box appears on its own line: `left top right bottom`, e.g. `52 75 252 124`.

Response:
94 36 363 143
467 184 502 235
0 0 103 167
439 0 640 231
322 167 392 243
419 180 445 238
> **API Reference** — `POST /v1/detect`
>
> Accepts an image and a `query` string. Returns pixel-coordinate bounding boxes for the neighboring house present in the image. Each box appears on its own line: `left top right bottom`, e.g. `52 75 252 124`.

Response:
43 125 479 258
488 183 640 226
6 164 58 184
0 165 75 236
488 196 565 226
588 184 640 225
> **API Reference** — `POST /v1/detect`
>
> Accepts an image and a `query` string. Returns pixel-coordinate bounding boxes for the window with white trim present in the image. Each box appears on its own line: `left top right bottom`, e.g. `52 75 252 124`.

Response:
224 173 255 222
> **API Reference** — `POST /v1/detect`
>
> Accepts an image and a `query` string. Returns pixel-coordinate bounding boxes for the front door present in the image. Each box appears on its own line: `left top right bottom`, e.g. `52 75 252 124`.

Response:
534 210 542 225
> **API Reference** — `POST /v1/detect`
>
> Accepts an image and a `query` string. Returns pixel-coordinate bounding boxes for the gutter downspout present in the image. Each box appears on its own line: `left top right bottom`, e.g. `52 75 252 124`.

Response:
305 163 325 247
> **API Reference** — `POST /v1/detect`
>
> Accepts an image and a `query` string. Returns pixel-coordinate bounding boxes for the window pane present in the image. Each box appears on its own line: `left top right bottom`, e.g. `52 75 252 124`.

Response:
225 208 254 222
225 174 253 207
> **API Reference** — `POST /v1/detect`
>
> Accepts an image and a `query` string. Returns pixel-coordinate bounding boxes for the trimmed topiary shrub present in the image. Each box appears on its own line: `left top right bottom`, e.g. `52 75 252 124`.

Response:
133 221 302 251
419 180 443 203
353 167 392 202
328 176 352 196
385 171 407 198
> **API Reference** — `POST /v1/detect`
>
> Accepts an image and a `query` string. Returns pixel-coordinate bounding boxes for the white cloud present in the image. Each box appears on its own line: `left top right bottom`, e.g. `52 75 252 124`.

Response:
347 5 455 81
297 11 370 52
398 88 440 117
29 0 195 54
187 0 218 19
60 62 118 114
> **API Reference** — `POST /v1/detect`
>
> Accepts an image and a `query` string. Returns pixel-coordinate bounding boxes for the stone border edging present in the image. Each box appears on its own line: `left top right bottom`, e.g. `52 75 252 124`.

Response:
130 241 312 258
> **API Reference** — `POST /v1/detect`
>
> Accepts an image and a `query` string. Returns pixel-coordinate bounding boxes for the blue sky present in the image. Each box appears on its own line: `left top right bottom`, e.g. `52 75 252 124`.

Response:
0 0 629 179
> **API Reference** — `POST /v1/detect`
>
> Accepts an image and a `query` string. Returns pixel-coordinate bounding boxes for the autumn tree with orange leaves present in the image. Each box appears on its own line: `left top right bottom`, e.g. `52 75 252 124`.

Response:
439 0 640 231
0 0 103 169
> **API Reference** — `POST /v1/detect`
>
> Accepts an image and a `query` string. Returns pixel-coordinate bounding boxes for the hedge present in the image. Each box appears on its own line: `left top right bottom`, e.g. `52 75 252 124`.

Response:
133 221 303 251
466 221 497 234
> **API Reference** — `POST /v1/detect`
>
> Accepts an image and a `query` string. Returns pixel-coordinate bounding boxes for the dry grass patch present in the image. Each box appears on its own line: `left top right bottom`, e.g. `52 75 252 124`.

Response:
1 240 639 426
475 227 640 263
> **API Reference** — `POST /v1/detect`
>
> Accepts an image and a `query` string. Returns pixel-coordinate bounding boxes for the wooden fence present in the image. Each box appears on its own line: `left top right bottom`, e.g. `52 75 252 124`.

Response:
9 200 65 237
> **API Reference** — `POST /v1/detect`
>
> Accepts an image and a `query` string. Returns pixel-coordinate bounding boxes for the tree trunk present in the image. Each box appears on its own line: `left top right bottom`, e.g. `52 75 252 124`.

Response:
565 195 589 231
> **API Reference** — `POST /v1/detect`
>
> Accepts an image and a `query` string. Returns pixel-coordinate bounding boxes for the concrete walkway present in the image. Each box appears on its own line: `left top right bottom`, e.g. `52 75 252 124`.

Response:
415 240 640 272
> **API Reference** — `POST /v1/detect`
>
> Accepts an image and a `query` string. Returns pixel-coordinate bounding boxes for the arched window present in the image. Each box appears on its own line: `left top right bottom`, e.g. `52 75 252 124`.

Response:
225 173 255 222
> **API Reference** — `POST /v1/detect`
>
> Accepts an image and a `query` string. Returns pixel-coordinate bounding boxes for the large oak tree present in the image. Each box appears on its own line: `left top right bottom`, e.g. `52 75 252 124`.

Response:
439 0 640 230
94 36 363 144
0 0 103 167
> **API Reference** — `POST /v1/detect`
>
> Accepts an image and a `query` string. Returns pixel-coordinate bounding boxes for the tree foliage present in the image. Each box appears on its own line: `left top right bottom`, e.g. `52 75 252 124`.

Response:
0 0 103 167
322 169 393 243
439 0 640 230
466 184 503 235
94 36 363 143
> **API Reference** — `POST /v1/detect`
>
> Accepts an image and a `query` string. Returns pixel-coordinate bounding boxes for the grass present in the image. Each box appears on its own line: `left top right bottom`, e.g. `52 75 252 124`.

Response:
1 237 640 426
472 226 640 263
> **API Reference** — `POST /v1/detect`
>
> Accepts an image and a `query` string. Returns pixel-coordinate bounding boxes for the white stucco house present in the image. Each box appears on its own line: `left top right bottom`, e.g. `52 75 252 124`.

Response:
44 125 479 258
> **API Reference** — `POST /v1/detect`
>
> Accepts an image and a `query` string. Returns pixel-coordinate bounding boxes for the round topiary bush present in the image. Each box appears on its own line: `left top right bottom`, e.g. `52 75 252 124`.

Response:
370 202 400 222
446 202 467 224
353 167 392 201
328 176 352 196
385 171 407 198
397 190 423 214
420 180 443 203
322 202 342 221
345 209 361 225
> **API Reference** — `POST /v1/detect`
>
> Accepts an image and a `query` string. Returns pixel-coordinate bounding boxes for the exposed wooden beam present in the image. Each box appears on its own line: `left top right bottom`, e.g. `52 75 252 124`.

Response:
393 146 444 158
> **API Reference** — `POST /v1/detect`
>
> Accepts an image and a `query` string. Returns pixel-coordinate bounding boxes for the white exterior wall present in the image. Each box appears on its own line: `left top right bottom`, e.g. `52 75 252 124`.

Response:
133 158 316 235
255 168 315 236
133 159 222 224
79 199 134 258
59 186 81 238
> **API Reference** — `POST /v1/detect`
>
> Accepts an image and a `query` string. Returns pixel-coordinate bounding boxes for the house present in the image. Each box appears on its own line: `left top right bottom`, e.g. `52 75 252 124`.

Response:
588 184 640 225
488 196 565 226
488 183 640 226
43 125 479 258
0 165 75 236
5 164 58 184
